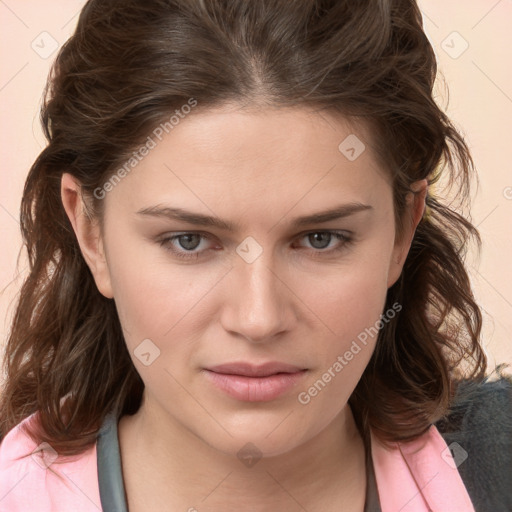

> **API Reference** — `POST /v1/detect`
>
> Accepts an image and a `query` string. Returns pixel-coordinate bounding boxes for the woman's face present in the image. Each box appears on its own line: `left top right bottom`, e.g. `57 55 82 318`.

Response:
65 104 425 457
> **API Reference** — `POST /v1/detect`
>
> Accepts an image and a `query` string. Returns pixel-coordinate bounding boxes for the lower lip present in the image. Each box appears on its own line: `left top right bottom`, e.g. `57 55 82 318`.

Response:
204 370 307 402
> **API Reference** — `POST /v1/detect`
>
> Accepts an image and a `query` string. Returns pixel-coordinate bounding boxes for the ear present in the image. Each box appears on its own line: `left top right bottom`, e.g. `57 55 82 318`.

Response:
387 179 428 288
61 173 114 299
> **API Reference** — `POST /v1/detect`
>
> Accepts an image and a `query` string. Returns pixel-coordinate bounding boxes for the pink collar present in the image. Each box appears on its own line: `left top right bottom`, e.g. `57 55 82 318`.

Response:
370 424 475 511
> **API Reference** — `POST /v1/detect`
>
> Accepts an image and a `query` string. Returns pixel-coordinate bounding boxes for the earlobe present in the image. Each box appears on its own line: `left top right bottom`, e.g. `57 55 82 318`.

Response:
60 173 114 299
387 179 428 288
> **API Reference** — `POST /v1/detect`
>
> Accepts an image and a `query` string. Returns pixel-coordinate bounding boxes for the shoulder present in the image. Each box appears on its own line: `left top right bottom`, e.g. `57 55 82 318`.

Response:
0 411 102 511
435 371 512 512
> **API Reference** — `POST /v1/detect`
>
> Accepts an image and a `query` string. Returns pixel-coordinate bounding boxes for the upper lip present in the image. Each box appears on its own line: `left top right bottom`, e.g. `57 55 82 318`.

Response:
206 362 306 377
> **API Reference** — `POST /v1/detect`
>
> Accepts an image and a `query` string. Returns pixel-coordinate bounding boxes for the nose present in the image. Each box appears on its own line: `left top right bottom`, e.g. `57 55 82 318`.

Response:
220 251 297 344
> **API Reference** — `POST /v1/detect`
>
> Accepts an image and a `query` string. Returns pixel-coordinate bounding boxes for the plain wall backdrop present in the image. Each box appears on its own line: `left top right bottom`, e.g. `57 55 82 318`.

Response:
0 1 511 373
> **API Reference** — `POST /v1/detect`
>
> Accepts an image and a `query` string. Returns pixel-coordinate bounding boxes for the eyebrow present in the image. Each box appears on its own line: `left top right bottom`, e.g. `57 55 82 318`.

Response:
136 202 373 231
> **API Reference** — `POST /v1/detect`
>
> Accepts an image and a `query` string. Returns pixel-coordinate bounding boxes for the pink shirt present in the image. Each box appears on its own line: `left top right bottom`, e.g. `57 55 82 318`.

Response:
0 411 475 511
0 413 101 511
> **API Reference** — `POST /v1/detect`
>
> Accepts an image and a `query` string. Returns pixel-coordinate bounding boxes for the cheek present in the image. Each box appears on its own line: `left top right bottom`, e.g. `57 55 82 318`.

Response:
104 230 231 351
296 252 392 353
294 258 393 416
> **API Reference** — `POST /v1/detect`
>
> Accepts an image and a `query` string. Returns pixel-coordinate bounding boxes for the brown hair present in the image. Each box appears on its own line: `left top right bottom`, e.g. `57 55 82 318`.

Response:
0 0 487 456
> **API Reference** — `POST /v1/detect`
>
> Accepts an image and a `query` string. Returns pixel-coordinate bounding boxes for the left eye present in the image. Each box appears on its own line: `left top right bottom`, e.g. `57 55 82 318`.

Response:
157 231 352 260
157 233 213 260
301 231 345 250
292 231 354 257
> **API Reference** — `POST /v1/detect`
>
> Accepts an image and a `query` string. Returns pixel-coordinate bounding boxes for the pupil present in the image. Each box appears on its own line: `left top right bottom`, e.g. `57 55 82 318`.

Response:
180 234 200 250
309 232 330 249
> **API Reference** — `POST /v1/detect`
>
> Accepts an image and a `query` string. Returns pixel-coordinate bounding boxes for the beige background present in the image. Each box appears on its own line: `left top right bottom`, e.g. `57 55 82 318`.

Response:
0 1 511 373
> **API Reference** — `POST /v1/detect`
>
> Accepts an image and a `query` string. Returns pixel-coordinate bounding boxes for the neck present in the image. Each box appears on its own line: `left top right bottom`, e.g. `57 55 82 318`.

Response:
118 398 368 511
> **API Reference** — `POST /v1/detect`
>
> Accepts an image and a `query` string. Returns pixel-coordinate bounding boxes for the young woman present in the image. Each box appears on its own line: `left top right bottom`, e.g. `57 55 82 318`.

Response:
0 1 510 511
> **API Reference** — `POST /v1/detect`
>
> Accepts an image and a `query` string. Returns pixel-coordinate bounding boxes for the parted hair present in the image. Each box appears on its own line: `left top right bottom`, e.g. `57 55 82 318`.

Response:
0 0 486 456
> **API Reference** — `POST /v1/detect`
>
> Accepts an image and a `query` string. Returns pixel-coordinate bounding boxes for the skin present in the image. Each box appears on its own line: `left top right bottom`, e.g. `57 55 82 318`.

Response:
61 104 427 511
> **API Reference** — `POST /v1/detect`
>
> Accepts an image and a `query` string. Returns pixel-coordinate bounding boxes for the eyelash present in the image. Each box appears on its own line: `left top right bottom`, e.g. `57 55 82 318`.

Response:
156 231 353 261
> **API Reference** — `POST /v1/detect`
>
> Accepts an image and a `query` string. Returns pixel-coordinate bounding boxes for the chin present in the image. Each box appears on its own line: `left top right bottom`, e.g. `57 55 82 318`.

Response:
194 412 318 461
210 432 303 462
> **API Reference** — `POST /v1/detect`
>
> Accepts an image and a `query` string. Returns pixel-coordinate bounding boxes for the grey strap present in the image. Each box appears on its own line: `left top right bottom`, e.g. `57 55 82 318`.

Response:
97 412 129 512
364 443 382 512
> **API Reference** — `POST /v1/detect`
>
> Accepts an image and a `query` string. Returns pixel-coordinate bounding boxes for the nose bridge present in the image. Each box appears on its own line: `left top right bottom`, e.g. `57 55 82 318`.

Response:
224 242 292 342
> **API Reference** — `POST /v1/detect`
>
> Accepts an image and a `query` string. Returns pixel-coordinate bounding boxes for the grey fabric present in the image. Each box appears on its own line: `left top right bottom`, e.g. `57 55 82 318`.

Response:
364 446 382 512
97 412 129 512
434 375 512 512
96 376 512 511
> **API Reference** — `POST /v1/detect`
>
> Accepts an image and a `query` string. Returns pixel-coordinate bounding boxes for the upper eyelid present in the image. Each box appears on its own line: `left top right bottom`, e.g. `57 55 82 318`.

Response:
160 228 352 239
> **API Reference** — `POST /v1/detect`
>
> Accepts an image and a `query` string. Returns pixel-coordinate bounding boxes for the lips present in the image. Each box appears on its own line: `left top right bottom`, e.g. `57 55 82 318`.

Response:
207 362 305 377
203 362 307 402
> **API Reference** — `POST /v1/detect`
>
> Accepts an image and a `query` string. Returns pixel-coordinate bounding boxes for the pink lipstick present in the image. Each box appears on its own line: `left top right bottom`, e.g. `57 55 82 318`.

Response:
204 362 307 402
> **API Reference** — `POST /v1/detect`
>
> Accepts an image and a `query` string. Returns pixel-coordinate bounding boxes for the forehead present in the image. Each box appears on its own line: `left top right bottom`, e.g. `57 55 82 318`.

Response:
161 104 376 170
103 104 391 221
